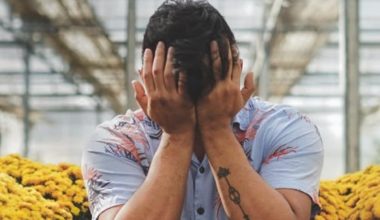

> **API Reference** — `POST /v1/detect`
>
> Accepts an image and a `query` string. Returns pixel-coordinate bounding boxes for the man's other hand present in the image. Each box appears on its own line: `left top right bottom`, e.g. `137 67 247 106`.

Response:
196 40 255 130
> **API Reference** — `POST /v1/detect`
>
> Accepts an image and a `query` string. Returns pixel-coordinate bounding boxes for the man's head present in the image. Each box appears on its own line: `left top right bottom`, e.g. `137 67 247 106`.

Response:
143 0 236 102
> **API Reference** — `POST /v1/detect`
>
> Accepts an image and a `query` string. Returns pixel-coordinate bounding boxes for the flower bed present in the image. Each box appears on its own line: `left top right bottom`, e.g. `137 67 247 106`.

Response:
0 154 90 220
0 154 379 219
315 165 380 220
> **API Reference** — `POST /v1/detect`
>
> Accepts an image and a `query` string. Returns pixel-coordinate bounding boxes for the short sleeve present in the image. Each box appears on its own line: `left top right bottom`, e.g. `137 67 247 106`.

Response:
258 109 324 214
81 114 150 219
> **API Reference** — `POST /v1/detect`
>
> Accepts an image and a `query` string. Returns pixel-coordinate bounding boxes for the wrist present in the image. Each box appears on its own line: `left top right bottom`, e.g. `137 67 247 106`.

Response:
199 126 233 143
161 130 195 150
164 127 195 138
198 119 231 133
201 128 239 156
162 121 196 137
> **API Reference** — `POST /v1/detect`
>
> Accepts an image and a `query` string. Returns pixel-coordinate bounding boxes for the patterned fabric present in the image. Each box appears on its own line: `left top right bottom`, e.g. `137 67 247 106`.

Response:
81 97 324 220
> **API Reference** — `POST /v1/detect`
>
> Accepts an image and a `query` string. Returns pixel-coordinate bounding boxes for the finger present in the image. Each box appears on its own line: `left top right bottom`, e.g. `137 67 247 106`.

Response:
137 68 149 92
132 80 148 114
164 47 175 93
232 44 240 65
232 58 242 85
177 72 187 97
241 72 255 103
152 41 166 91
210 40 222 80
231 44 241 82
142 49 155 94
226 40 233 80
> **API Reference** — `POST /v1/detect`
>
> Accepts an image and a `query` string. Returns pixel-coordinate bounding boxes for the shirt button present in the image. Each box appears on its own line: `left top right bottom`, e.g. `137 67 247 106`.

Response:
199 166 205 174
197 207 205 215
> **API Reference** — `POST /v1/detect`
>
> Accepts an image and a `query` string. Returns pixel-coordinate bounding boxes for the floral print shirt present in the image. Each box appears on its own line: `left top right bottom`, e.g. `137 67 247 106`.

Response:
81 97 324 220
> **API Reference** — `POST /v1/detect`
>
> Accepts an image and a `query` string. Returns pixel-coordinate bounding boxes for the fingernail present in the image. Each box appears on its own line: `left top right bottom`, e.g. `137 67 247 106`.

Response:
211 40 218 48
144 48 151 58
168 46 174 54
157 41 164 48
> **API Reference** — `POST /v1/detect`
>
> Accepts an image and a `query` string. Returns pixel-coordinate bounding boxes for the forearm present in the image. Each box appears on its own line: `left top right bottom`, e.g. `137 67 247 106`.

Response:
115 132 193 220
202 128 296 220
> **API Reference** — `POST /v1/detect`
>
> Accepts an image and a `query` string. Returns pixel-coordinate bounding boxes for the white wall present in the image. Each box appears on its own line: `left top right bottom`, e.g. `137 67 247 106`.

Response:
29 111 114 164
0 111 114 165
0 112 23 155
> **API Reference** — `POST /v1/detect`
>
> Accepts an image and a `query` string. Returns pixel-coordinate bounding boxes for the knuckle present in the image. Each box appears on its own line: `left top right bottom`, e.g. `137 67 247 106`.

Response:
212 56 220 64
143 72 151 79
151 95 165 104
164 72 173 80
222 88 229 97
228 55 232 62
150 93 158 101
153 68 161 75
211 52 219 61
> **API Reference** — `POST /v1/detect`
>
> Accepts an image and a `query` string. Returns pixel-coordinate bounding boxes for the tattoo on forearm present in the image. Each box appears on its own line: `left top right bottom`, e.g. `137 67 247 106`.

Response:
217 167 250 220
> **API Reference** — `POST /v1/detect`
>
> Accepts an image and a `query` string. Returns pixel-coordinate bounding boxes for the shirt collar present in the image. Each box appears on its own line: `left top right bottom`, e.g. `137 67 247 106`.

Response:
232 97 256 131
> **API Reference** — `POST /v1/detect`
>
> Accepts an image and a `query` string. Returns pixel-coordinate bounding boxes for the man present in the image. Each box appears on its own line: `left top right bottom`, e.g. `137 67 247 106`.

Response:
81 1 324 219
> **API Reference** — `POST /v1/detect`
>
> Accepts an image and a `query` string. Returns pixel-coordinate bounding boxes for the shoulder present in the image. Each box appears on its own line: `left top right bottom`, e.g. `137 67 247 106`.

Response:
244 97 321 139
81 110 151 219
258 101 323 148
90 110 148 147
253 100 324 167
234 97 323 152
83 109 152 168
233 97 301 141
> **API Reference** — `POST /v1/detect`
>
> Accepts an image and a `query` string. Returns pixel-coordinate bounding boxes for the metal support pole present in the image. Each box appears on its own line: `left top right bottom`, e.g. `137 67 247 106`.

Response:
0 132 2 155
340 0 360 172
96 102 102 125
125 0 137 110
22 45 31 157
258 3 271 99
254 0 283 99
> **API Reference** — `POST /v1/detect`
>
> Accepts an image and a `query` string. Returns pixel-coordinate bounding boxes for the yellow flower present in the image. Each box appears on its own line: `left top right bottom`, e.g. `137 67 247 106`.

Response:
373 195 380 218
0 172 72 219
316 165 380 219
73 194 84 204
71 206 81 216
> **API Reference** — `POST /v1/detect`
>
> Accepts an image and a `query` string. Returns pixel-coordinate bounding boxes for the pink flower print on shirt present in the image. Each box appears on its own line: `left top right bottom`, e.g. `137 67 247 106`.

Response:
101 123 151 174
244 109 274 141
234 127 246 144
83 166 110 215
263 144 298 164
134 109 145 121
100 127 142 163
83 166 99 181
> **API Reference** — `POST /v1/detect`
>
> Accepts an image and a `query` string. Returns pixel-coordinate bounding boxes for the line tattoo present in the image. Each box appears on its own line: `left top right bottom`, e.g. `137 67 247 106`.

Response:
217 167 250 220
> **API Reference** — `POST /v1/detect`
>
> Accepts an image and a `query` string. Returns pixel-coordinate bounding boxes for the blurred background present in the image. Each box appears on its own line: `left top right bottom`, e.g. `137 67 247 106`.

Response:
0 0 378 179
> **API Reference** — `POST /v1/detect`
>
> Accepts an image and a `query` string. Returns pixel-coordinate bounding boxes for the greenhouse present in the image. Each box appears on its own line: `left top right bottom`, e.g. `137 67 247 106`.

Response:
0 0 379 219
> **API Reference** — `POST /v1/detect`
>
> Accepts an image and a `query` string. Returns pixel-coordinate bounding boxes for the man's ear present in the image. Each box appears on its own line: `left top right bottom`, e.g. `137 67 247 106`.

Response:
241 72 255 103
132 80 148 114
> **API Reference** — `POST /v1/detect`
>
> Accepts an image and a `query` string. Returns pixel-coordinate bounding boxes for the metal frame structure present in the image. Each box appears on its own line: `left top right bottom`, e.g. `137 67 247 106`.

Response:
340 0 360 172
5 0 126 113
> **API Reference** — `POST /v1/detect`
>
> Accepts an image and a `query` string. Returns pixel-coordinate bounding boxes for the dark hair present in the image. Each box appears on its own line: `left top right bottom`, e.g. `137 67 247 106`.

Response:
142 0 236 102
